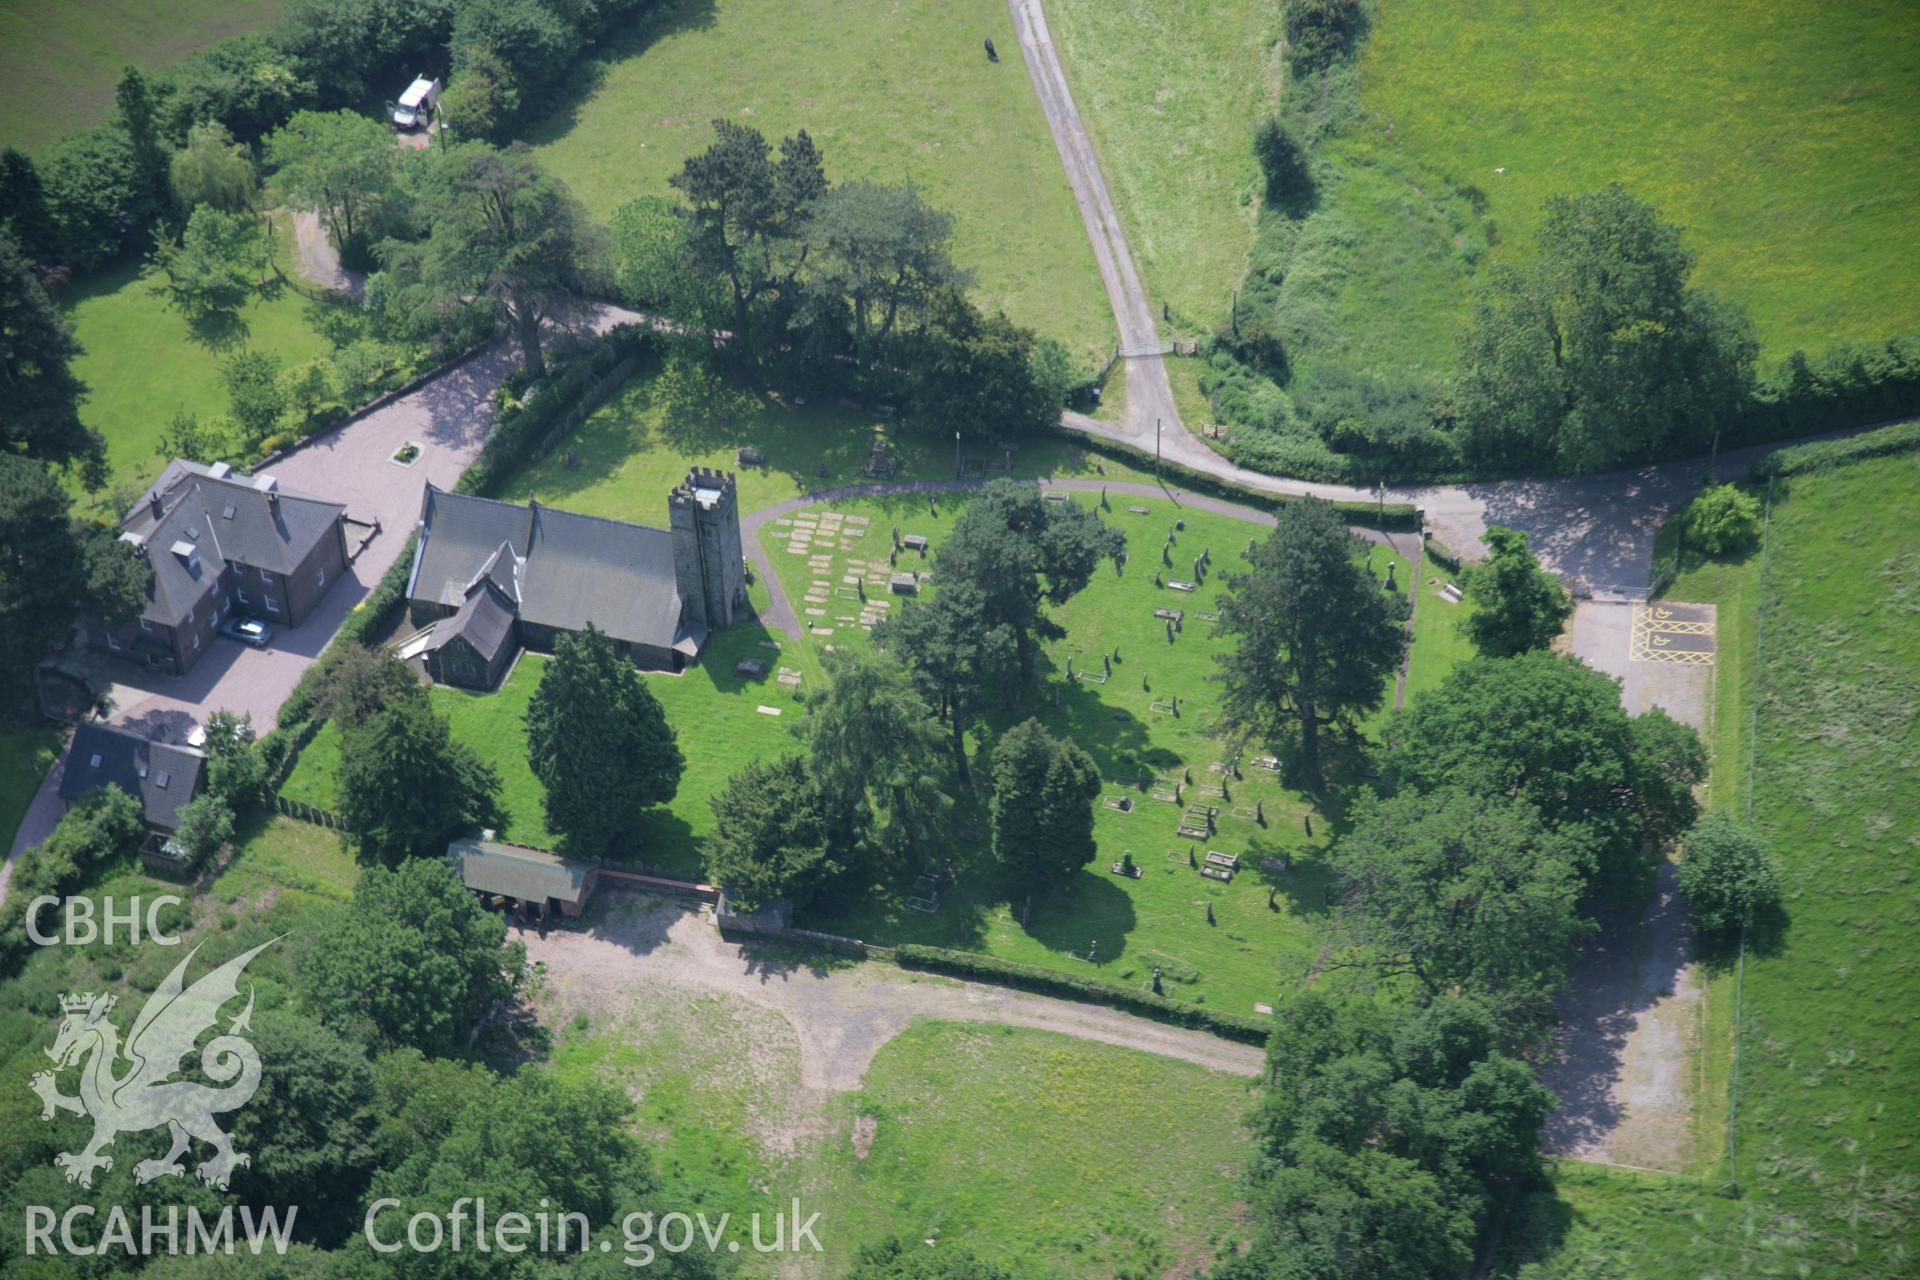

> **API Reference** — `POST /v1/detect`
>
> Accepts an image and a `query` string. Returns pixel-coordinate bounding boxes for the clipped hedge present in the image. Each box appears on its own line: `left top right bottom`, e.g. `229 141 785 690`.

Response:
457 326 654 497
892 944 1274 1046
1752 418 1920 479
1043 420 1420 531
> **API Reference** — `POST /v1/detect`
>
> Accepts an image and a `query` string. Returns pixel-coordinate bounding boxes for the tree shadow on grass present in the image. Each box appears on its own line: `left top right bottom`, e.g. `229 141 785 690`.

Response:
1019 871 1139 967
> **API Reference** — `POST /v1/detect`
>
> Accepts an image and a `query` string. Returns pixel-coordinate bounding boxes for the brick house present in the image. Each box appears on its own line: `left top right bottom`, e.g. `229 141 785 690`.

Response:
91 461 348 676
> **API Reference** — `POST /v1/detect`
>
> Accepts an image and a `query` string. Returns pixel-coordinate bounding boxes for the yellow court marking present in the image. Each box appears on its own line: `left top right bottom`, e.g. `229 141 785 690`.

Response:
1631 604 1717 665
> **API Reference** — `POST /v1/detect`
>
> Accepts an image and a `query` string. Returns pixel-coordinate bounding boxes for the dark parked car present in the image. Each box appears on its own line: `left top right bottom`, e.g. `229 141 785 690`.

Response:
221 617 273 648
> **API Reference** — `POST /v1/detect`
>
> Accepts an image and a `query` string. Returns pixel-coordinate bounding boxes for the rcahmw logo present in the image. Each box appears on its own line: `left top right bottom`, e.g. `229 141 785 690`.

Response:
24 938 298 1258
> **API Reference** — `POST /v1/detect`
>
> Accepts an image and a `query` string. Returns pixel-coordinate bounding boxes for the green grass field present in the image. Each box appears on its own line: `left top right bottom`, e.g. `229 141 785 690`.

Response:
815 1021 1252 1278
526 0 1113 362
1045 0 1272 335
764 490 1428 1017
546 1002 1253 1280
0 0 291 152
61 258 331 510
1356 0 1920 360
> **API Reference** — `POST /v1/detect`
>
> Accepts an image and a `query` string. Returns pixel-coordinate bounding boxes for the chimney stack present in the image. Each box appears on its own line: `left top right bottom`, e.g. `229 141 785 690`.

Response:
147 491 163 520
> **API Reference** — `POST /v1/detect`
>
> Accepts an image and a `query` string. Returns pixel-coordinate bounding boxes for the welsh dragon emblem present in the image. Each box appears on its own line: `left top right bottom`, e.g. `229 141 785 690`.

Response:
30 938 277 1190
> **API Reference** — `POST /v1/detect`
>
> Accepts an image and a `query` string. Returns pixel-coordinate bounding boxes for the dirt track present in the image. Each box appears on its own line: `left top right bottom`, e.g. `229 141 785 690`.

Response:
520 892 1264 1091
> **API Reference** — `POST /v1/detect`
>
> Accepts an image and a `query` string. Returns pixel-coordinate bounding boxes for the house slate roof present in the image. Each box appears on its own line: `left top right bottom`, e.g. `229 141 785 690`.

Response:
410 485 688 653
120 462 345 627
426 578 518 663
447 836 592 906
58 722 207 831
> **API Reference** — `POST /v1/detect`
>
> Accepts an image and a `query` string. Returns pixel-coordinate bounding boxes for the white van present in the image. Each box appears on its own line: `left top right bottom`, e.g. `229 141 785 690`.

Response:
390 76 442 130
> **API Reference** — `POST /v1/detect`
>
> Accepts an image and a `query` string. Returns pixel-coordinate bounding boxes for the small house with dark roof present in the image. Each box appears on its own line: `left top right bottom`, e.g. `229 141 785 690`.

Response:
58 723 207 832
404 470 746 683
91 460 349 676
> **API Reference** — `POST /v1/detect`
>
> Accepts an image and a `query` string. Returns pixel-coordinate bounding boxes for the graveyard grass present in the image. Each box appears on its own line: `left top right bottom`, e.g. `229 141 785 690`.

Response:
763 489 1426 1019
494 351 1151 522
0 0 292 151
1496 446 1920 1275
526 0 1114 363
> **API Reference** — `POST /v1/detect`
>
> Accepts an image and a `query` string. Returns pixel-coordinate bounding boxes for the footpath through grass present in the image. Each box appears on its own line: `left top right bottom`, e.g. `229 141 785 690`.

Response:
764 490 1431 1019
528 0 1113 362
0 0 291 152
1357 0 1920 359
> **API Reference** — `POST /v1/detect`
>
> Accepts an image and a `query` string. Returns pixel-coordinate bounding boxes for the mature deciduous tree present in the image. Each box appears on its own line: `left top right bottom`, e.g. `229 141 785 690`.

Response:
1462 524 1571 657
171 792 235 871
989 718 1101 894
525 623 683 858
382 142 600 378
168 122 257 215
1677 813 1782 937
874 578 1015 788
1387 652 1704 900
227 1010 378 1245
265 110 398 264
0 150 57 264
0 232 104 479
1456 184 1756 471
1214 499 1405 781
1329 788 1587 1037
1231 992 1552 1280
301 857 522 1056
907 290 1060 442
0 457 140 709
148 206 262 321
339 694 500 866
705 756 834 912
222 348 287 446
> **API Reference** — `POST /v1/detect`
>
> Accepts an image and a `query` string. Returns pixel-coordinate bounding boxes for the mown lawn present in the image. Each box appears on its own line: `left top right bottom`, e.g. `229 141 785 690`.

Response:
61 258 331 510
0 0 291 152
1357 0 1920 359
765 491 1436 1018
1045 0 1272 335
814 1021 1253 1279
1503 445 1920 1275
526 0 1113 362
